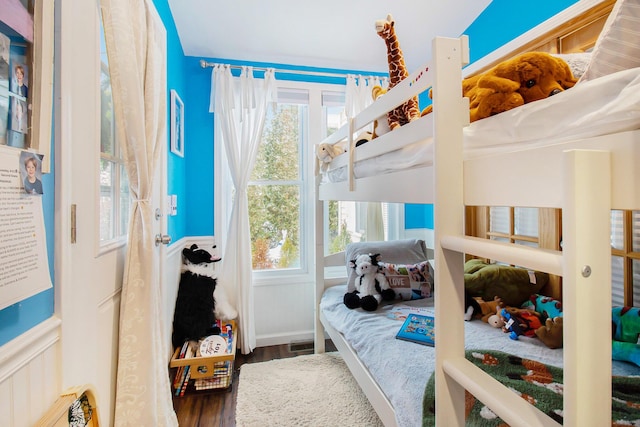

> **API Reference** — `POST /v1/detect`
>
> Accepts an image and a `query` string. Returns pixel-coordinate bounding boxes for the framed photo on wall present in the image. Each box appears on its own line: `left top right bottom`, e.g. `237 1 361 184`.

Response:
0 0 55 173
170 89 184 157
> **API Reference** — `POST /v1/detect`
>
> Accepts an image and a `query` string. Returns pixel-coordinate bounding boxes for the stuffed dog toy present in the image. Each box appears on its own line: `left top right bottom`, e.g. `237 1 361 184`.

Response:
423 51 577 122
171 244 237 348
465 51 577 122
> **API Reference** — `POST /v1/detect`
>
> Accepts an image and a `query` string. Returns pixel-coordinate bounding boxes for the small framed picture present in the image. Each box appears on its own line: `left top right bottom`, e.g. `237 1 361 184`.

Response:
170 89 184 157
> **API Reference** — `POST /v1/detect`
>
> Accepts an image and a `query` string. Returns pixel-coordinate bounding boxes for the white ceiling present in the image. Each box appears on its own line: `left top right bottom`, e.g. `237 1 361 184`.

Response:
168 0 492 74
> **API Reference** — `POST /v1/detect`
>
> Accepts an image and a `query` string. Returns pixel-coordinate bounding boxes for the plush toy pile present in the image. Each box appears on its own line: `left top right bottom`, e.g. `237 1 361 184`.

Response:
171 244 237 348
612 306 640 367
463 259 567 349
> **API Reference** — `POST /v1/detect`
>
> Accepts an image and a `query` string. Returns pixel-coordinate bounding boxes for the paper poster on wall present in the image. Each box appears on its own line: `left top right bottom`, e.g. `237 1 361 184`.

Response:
0 149 52 310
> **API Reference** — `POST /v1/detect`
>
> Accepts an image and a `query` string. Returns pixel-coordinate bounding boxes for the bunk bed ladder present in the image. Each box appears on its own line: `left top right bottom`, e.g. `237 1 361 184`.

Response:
432 37 612 427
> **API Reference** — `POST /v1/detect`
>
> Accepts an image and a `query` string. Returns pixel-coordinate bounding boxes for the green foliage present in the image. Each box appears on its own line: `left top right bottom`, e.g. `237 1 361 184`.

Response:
249 104 302 269
252 238 272 270
278 237 299 268
329 221 352 254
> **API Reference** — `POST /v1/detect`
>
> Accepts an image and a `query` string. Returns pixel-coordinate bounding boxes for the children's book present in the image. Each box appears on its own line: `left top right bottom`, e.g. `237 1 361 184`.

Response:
395 313 435 346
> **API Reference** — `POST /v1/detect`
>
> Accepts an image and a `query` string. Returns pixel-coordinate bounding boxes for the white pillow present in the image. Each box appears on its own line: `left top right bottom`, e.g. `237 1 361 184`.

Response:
553 52 592 79
579 0 640 82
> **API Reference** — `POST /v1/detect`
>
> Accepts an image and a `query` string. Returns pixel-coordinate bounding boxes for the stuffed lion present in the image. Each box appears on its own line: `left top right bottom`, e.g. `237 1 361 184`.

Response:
423 51 578 122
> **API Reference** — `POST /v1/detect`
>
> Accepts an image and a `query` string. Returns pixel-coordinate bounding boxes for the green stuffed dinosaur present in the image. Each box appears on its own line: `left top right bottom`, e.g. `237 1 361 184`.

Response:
612 306 640 367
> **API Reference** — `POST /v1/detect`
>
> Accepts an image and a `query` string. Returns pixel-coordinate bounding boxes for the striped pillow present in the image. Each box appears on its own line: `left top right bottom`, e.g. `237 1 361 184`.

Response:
579 0 640 82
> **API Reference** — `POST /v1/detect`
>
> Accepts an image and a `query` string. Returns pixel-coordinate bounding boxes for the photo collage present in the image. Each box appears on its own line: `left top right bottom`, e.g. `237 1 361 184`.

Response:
0 30 29 150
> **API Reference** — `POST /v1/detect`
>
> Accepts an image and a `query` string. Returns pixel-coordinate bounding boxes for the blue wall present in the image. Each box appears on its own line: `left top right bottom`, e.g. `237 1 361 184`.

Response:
155 0 188 242
464 0 578 63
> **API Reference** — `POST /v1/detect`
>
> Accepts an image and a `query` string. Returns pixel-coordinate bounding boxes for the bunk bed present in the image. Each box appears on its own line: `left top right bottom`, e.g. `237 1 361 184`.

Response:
313 1 640 426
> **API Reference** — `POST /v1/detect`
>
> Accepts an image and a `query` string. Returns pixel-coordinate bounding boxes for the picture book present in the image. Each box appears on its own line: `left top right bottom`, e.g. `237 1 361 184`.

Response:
395 313 435 346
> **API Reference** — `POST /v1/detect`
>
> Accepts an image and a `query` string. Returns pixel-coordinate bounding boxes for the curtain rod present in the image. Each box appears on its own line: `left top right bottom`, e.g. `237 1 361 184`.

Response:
199 59 385 80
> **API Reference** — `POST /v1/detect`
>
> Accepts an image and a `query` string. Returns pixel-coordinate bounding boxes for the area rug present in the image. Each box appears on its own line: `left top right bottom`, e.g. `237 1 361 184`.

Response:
235 352 384 427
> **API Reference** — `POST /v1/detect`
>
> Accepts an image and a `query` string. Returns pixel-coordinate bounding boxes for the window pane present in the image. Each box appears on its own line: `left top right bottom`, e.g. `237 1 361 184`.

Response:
633 211 640 252
100 17 115 157
252 104 304 181
611 210 624 250
514 207 538 237
326 200 355 255
325 105 346 137
514 240 538 248
100 160 115 241
248 184 300 270
612 255 624 306
490 236 509 244
490 207 509 234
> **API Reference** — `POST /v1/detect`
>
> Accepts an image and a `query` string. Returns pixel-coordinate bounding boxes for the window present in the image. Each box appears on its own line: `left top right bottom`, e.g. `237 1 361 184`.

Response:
216 78 406 283
611 210 640 306
488 206 539 248
322 91 393 254
249 88 308 270
99 15 130 244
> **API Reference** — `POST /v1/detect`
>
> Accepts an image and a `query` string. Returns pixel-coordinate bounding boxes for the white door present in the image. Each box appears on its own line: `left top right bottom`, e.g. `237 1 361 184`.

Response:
57 1 169 425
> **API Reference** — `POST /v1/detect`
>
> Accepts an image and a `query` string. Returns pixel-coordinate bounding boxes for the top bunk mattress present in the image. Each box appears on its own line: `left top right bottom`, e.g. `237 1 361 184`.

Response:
323 66 640 184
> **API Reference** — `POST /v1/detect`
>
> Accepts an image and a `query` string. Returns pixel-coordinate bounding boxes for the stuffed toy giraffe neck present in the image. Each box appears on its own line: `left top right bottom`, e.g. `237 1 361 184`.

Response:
375 14 421 130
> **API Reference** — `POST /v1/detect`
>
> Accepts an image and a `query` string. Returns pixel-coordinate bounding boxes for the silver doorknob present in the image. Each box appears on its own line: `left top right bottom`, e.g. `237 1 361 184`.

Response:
155 234 172 246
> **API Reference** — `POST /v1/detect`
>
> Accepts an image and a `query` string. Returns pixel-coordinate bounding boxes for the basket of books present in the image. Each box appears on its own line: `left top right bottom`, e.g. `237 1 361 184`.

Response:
170 319 236 395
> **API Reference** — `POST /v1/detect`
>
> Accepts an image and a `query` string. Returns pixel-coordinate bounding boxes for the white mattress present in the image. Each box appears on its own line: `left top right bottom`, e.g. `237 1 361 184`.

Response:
324 67 640 183
320 284 640 427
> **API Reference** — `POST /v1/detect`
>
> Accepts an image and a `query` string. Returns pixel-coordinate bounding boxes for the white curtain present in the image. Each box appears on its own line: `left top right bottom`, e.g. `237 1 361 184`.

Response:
102 1 177 426
346 75 386 241
210 65 276 354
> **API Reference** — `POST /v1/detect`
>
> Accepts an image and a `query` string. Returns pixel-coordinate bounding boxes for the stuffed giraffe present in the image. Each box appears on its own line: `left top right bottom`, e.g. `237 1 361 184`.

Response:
375 14 422 130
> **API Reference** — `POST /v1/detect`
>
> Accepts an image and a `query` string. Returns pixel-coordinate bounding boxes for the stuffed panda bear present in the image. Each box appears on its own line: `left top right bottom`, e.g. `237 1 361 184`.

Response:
171 244 237 348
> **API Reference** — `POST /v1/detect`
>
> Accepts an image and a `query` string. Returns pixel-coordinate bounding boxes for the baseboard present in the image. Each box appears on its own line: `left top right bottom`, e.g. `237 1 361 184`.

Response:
256 330 315 348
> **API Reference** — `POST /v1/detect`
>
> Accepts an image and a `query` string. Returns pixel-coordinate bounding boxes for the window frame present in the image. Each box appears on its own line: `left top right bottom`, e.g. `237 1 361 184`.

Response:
98 13 129 252
611 209 640 306
215 79 346 286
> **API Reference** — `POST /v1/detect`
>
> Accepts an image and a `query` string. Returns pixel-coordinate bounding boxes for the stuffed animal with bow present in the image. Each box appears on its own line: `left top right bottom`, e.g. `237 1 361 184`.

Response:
171 244 237 348
344 253 395 311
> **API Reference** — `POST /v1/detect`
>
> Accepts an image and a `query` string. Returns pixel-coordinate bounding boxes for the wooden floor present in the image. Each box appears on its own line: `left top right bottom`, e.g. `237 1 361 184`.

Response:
172 340 336 427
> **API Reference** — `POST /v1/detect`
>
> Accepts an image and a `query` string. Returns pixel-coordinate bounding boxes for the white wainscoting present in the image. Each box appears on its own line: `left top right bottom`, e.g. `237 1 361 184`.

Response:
0 317 62 427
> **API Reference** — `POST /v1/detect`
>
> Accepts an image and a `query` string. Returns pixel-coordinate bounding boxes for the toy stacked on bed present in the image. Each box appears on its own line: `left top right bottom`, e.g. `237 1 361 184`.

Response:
463 259 569 348
612 306 640 367
422 51 578 122
343 253 395 311
374 14 422 130
171 244 238 348
343 239 432 312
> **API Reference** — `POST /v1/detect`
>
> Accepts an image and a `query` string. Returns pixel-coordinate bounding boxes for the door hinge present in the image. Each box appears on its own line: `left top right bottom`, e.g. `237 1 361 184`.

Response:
71 204 77 244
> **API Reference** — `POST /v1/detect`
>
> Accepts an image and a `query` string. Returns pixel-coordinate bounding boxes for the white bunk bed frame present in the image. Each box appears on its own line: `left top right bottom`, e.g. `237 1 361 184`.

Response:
314 2 639 426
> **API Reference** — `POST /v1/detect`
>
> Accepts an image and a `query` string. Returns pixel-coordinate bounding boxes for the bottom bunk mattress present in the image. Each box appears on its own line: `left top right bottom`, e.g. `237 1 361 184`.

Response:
320 284 640 427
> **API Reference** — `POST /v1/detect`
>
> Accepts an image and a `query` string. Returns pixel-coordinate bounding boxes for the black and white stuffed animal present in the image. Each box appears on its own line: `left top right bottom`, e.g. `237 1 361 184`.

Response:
343 253 395 311
171 244 238 348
